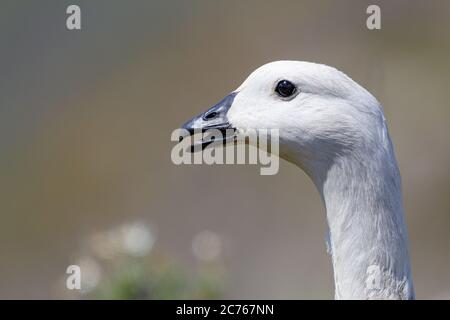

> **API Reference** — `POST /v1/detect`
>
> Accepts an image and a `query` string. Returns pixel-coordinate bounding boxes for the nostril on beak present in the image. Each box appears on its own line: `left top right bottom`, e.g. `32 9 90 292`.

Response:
203 111 218 121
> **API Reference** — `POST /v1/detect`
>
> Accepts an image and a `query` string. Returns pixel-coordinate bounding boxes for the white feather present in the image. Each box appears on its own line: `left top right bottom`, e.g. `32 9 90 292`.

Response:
228 61 415 299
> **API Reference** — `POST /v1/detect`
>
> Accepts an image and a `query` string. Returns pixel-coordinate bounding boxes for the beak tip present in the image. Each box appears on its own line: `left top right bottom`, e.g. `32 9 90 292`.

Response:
181 92 237 134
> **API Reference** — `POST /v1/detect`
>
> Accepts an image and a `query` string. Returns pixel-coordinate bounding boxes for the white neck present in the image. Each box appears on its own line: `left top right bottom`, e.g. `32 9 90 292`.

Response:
300 132 415 299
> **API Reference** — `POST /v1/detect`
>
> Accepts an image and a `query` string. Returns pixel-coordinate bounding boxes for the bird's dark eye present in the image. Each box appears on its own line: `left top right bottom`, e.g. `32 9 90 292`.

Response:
275 80 296 98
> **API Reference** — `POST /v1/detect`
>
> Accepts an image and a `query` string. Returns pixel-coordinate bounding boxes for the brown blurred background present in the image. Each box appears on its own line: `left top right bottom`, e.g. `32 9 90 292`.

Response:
0 0 449 299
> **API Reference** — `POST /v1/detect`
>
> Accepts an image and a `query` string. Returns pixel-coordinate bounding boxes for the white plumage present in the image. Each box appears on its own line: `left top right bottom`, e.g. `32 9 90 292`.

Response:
183 61 415 299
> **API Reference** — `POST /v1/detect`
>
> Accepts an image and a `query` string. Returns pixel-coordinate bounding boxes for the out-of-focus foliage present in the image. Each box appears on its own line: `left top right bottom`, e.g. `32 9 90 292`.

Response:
63 223 224 299
92 256 223 299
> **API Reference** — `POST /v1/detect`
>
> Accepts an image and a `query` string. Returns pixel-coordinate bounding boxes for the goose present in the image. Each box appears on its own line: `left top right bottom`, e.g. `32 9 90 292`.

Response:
180 61 414 300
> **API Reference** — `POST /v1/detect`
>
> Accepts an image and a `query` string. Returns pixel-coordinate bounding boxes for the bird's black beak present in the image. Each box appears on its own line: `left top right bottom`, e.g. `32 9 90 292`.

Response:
181 92 238 150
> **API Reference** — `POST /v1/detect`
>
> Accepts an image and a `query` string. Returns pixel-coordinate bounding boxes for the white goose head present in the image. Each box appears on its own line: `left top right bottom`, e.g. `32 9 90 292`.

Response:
184 61 385 175
182 61 414 300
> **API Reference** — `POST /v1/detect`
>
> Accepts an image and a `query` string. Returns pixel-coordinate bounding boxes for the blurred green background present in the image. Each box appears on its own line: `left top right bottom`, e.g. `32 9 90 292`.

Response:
0 0 449 299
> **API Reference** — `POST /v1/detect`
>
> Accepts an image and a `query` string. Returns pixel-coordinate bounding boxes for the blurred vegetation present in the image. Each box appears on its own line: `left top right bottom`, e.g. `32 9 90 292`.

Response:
92 256 223 299
65 223 224 300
